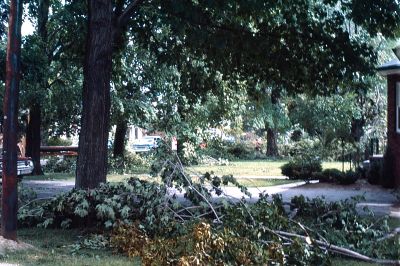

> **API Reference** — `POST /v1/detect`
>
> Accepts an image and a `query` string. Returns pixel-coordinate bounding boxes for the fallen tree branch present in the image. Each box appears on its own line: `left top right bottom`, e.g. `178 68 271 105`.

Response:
171 157 222 224
18 197 55 211
273 230 400 265
377 227 400 242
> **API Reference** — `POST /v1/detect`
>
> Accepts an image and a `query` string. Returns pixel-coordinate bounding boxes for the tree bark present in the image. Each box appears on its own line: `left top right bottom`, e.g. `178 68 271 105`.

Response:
76 0 113 189
265 88 280 157
2 0 23 240
113 119 128 157
266 127 279 157
25 0 49 176
25 104 43 175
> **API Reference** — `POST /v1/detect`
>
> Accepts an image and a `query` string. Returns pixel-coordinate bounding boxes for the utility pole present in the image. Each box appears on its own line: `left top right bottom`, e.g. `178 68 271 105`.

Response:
2 0 23 240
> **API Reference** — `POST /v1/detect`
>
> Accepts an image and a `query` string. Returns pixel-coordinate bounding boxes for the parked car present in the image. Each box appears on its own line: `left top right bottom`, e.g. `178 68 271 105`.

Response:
132 136 162 152
0 156 34 179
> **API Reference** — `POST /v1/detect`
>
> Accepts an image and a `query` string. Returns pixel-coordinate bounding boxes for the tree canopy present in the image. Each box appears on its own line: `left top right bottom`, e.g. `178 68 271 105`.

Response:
1 0 398 187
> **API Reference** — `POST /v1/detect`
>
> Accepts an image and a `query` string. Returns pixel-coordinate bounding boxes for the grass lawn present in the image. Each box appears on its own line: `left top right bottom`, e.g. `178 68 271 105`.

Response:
236 178 298 187
24 173 297 188
24 173 141 183
1 228 137 266
24 160 351 184
187 160 351 177
24 173 74 181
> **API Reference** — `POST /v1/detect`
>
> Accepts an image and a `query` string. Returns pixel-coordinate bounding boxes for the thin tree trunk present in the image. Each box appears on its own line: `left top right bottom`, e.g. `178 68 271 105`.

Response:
113 119 128 157
76 0 113 189
266 88 280 157
25 104 43 175
266 128 278 157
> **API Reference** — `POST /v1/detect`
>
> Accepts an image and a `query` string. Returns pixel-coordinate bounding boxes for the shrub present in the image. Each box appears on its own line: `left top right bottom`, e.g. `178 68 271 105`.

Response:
336 170 359 185
318 168 343 183
312 168 359 185
197 138 233 161
281 160 322 180
43 156 76 173
47 137 73 146
108 152 151 174
226 141 255 159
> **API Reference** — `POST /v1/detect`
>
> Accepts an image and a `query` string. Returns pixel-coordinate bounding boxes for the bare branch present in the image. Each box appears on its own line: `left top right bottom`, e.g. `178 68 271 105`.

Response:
273 230 400 265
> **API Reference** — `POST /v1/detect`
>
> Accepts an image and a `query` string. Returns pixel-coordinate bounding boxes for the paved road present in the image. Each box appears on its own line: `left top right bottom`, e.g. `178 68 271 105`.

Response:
21 179 400 218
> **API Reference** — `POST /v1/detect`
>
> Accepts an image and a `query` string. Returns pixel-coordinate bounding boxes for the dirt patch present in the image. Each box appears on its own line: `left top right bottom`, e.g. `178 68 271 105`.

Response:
0 236 34 256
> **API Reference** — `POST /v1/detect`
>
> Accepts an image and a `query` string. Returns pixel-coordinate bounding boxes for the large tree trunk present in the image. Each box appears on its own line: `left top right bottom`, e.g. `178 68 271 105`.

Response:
266 127 278 157
25 0 49 176
25 104 43 175
113 119 128 157
76 0 113 189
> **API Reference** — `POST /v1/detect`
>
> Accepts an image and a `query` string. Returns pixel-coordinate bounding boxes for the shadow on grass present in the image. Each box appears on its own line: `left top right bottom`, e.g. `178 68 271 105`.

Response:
1 228 137 266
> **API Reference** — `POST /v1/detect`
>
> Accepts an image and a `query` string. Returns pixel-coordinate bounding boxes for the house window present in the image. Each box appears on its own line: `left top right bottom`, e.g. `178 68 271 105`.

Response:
397 82 400 133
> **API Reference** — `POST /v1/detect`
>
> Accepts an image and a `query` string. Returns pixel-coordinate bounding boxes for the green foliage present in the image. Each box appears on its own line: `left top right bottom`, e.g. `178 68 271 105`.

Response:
289 94 361 148
314 168 359 185
16 169 399 264
107 152 151 175
46 137 73 146
290 195 399 259
337 170 359 185
111 196 331 265
226 141 258 160
198 139 266 161
317 168 343 183
43 157 76 173
111 193 399 264
18 178 173 232
281 160 322 180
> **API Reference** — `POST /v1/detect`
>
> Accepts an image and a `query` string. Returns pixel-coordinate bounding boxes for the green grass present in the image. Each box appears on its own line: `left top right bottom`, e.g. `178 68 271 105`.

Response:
187 160 351 177
24 160 351 184
24 173 147 183
236 178 298 187
24 173 74 181
1 228 136 266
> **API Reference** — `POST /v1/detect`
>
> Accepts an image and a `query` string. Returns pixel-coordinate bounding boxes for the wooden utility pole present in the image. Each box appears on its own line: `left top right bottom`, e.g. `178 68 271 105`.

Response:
2 0 23 240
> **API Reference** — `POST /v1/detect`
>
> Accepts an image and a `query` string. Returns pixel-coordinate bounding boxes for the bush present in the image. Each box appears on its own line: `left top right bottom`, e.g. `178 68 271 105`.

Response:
197 138 233 161
226 141 256 159
318 168 343 183
108 152 151 174
198 139 266 161
336 170 359 185
281 159 322 180
43 156 76 173
312 168 359 185
47 137 73 146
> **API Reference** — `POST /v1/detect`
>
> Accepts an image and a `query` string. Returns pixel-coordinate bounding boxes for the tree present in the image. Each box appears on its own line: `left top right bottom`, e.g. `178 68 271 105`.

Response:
2 0 23 241
20 1 85 174
76 0 400 188
75 0 113 188
24 0 49 175
288 93 361 157
245 84 290 157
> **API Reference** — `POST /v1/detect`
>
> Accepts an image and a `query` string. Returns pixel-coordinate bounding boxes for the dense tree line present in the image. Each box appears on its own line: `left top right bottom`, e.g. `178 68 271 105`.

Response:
0 0 399 188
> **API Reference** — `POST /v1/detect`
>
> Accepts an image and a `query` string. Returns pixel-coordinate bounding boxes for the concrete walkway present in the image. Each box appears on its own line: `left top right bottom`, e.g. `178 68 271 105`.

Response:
21 179 400 218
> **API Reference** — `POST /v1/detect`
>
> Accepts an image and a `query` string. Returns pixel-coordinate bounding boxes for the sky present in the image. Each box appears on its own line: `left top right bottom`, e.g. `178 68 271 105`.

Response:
21 19 34 36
